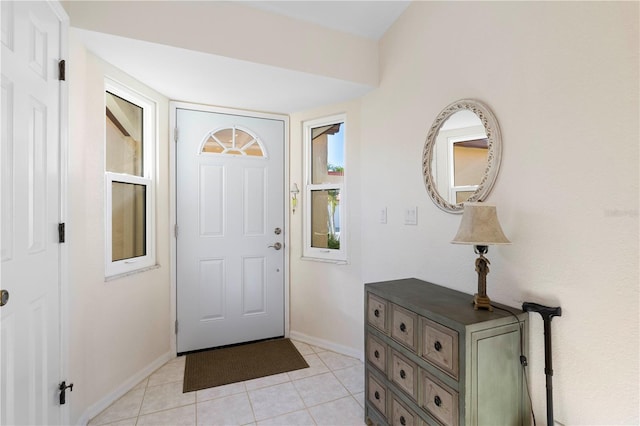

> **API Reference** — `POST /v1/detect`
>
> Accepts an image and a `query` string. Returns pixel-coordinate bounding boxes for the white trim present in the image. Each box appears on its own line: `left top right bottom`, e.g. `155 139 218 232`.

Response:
50 1 70 424
76 351 173 426
169 104 178 356
169 101 290 356
289 331 364 362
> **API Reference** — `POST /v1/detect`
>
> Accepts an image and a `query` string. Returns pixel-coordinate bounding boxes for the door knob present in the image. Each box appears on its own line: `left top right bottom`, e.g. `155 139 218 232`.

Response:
268 242 282 250
0 289 9 307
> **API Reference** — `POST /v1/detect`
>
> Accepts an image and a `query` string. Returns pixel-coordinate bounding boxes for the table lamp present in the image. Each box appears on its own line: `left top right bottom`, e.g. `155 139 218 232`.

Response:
451 202 511 311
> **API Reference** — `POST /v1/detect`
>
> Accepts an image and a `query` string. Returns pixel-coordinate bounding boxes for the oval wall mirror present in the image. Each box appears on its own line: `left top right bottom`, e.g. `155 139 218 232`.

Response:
422 99 502 213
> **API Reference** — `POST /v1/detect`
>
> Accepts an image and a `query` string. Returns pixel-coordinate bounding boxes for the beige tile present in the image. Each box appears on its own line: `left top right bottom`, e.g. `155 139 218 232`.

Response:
197 393 255 426
140 381 195 415
169 355 186 366
88 388 145 425
147 360 185 387
308 396 365 426
196 381 246 402
310 345 327 353
293 372 349 407
256 409 316 426
287 353 329 380
132 378 148 391
91 347 367 426
91 418 137 426
333 364 365 394
244 372 290 391
248 382 305 421
136 404 196 426
317 351 361 371
290 340 315 356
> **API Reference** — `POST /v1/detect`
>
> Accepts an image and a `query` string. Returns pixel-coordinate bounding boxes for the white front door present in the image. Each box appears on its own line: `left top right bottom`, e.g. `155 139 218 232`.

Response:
1 1 65 424
175 106 285 353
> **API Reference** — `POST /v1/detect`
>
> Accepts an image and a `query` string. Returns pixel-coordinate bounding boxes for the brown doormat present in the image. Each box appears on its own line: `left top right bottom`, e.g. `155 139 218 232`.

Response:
182 338 309 393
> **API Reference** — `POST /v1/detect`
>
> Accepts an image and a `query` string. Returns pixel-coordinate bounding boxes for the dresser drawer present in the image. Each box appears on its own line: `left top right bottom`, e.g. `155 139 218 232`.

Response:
391 397 421 426
367 334 387 374
420 318 459 379
391 304 418 351
368 294 388 333
420 370 459 426
368 373 387 418
390 350 417 401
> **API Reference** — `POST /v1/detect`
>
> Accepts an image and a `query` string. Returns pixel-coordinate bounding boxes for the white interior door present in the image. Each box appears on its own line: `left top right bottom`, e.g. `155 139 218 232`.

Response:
176 107 285 353
1 1 64 424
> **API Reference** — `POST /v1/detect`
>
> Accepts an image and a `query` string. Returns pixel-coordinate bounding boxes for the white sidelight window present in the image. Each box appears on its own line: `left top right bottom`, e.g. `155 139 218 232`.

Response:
302 114 346 262
104 79 156 277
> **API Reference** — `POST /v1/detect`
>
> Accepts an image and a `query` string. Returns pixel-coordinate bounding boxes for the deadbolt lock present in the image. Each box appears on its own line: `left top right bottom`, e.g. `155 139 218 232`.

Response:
274 227 282 235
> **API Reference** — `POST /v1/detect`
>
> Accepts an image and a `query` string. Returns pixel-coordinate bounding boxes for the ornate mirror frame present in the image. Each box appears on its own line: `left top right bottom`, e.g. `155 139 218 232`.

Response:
422 99 502 214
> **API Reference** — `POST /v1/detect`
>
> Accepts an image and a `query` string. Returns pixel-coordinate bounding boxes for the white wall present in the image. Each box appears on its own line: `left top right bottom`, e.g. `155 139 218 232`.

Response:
67 29 172 424
357 2 638 424
61 0 378 87
289 100 364 358
63 1 638 424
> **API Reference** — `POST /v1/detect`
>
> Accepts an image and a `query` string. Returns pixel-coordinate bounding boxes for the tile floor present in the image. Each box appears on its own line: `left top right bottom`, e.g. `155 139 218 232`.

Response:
88 340 367 426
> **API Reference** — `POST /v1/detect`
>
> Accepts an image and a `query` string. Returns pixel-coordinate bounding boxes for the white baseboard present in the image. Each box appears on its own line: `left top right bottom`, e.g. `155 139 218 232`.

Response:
289 330 364 362
76 350 173 425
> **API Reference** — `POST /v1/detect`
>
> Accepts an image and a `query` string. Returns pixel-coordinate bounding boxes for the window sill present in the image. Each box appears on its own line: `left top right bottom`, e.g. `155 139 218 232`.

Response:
105 263 161 282
300 256 348 265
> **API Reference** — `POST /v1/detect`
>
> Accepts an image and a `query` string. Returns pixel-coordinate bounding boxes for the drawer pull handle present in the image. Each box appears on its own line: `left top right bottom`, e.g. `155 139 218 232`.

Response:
374 350 380 359
400 322 407 332
374 391 380 400
434 395 442 407
434 341 442 352
374 309 380 318
400 416 406 426
400 369 406 379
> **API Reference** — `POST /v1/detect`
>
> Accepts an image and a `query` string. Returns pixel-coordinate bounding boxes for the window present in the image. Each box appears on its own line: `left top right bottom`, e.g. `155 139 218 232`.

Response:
450 137 488 203
303 114 346 262
202 126 266 157
104 80 156 277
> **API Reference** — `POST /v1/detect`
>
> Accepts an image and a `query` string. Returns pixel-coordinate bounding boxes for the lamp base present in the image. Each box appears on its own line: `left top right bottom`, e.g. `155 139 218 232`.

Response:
473 293 493 311
473 248 493 311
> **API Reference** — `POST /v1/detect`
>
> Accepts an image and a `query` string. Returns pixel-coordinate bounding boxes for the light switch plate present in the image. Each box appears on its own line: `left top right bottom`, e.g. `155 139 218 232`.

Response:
404 207 417 225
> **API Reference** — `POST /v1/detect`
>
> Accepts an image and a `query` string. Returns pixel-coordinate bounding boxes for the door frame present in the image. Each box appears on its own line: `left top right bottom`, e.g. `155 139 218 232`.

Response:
53 2 70 424
169 101 290 355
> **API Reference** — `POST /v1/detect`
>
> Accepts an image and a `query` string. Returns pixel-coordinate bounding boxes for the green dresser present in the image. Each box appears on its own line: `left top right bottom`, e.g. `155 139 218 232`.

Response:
364 278 529 426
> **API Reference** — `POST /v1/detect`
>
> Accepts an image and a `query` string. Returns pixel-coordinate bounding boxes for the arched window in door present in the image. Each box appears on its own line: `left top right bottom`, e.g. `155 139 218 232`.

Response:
201 126 267 158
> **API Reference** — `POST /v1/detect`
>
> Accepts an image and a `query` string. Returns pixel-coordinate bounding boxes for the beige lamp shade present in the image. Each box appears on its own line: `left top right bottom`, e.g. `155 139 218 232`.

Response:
451 202 511 245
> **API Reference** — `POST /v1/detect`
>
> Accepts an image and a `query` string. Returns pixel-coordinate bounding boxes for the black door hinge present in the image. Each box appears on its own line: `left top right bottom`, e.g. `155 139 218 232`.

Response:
59 381 73 405
58 60 66 81
58 223 65 243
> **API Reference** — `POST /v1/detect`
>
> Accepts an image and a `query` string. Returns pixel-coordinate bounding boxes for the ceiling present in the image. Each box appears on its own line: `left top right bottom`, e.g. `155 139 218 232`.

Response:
243 1 410 40
73 1 411 114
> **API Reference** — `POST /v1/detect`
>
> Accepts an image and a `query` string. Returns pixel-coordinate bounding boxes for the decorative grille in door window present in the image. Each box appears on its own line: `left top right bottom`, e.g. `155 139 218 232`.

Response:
201 127 266 158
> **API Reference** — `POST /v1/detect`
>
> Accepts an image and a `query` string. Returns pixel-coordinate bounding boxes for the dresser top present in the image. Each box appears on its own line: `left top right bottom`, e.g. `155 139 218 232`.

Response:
366 278 523 326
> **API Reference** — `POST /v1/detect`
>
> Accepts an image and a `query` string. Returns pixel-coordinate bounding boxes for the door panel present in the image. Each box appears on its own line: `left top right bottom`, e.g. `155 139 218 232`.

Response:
1 1 63 424
176 108 285 353
199 165 224 236
198 258 225 320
